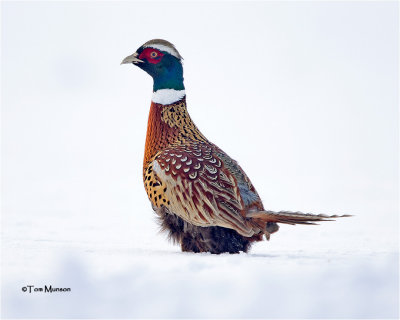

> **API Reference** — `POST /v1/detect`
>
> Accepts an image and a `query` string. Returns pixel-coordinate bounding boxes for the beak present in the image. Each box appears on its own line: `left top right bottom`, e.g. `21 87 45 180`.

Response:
120 52 144 65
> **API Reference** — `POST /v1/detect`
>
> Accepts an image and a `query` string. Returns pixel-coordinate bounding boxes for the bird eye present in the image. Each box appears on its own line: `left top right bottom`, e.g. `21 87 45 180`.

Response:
150 51 158 58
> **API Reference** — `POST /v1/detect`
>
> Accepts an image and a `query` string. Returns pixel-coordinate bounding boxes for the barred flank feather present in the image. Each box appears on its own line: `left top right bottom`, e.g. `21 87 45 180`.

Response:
155 205 253 253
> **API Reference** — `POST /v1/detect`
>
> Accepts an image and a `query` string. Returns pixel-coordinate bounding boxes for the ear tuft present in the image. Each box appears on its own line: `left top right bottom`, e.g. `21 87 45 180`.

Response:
142 39 183 60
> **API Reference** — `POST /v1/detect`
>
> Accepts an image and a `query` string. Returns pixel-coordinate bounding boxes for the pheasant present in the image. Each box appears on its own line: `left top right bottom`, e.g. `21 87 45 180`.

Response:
121 39 349 254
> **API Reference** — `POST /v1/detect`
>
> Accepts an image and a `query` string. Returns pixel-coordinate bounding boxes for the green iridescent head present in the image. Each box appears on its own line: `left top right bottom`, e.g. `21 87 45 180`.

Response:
121 39 185 92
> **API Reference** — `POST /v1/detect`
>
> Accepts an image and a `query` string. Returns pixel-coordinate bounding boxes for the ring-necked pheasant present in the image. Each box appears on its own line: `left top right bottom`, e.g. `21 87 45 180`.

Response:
121 39 349 254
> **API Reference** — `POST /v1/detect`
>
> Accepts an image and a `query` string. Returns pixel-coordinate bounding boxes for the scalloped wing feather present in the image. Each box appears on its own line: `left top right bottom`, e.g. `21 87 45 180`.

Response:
151 142 258 237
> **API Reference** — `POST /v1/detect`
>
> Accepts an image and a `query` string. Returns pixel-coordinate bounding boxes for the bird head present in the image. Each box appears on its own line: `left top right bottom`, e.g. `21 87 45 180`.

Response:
121 39 184 92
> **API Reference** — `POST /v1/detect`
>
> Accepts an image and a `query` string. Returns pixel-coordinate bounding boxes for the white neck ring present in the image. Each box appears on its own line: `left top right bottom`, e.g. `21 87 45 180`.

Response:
152 89 186 105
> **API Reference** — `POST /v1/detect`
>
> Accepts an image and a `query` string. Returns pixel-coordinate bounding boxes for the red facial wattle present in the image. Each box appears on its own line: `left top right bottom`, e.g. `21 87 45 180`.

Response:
139 48 164 64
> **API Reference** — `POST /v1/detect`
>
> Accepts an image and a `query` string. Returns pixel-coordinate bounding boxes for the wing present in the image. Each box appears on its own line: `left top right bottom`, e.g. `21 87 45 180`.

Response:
148 140 259 237
213 149 264 210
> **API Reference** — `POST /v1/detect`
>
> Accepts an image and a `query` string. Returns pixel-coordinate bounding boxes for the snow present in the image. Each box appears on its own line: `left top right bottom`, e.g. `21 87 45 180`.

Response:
2 207 398 318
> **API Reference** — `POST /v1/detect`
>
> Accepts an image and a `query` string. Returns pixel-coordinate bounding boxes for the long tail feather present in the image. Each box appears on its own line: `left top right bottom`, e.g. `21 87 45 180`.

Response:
247 210 352 225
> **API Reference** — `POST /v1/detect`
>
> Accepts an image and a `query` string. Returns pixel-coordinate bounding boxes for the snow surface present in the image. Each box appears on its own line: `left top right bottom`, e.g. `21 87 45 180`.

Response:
2 208 398 319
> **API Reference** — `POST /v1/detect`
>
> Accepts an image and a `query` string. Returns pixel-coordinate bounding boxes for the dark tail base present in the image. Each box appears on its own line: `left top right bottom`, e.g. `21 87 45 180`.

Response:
156 206 254 254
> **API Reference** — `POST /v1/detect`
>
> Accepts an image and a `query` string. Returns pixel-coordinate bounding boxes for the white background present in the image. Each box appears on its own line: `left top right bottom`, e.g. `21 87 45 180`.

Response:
1 1 398 318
